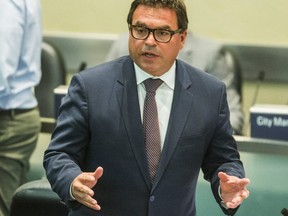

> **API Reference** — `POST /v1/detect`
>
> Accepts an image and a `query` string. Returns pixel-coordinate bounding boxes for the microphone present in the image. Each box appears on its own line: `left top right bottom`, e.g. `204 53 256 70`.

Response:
78 62 87 72
281 208 288 216
251 70 266 107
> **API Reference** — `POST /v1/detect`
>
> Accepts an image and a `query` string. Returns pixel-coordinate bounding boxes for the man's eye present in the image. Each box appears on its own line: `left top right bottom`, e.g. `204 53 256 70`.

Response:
135 27 146 34
157 30 170 36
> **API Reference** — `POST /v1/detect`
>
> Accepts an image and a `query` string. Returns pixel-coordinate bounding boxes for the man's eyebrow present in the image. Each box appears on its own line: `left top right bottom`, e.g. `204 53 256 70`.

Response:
133 21 172 30
133 21 146 27
156 25 172 30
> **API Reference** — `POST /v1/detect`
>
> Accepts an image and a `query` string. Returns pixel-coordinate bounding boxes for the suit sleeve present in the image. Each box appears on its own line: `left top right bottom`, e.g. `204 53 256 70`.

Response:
202 83 245 215
43 73 90 209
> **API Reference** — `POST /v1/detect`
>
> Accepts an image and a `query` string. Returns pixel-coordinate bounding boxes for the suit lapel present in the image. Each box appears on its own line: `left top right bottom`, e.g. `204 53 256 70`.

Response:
115 57 151 189
152 61 194 189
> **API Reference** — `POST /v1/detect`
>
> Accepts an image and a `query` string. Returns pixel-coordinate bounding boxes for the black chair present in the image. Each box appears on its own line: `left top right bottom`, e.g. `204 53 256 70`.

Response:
10 179 69 216
35 42 66 132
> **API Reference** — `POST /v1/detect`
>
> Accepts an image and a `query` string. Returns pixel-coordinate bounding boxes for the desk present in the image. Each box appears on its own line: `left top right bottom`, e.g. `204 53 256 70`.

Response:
235 135 288 155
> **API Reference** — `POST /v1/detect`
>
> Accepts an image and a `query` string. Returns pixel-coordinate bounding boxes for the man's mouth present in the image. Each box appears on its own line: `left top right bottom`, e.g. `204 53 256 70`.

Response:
142 52 158 58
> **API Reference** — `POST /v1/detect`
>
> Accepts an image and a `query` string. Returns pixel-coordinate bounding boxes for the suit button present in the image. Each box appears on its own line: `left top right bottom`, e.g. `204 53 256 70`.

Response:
150 196 155 202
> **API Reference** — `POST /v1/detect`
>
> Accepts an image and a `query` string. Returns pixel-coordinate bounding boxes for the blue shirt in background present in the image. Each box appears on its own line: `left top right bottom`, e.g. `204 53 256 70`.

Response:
0 0 42 110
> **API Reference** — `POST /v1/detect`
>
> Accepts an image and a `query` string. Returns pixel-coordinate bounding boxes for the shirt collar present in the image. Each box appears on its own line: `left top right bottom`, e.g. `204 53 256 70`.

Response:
134 62 176 90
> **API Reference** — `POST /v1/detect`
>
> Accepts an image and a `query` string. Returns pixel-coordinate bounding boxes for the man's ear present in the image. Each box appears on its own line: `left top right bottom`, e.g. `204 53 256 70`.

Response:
179 30 188 49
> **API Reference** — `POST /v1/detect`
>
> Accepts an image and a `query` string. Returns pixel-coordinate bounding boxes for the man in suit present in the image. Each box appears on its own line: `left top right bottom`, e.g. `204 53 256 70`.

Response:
44 0 250 215
106 32 244 135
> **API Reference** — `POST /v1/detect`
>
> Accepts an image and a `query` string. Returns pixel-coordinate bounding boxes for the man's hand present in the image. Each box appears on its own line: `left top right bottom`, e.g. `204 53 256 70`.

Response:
71 167 104 211
218 172 250 209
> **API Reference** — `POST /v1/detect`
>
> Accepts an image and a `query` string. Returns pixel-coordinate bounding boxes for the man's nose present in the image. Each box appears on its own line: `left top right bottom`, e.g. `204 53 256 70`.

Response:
145 32 157 46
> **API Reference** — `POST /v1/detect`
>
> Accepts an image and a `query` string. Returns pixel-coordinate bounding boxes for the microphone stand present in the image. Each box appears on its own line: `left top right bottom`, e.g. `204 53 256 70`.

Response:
251 70 266 107
281 208 288 216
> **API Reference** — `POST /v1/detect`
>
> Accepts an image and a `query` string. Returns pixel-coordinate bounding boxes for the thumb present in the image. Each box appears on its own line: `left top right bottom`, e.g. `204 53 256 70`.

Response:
218 172 229 182
92 166 104 180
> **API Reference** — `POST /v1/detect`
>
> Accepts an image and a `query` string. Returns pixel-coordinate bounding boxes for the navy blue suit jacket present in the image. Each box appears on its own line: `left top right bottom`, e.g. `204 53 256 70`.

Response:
44 56 244 216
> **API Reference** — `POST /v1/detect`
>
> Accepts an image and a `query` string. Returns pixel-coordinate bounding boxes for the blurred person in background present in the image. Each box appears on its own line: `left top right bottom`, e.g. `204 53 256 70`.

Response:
0 0 42 215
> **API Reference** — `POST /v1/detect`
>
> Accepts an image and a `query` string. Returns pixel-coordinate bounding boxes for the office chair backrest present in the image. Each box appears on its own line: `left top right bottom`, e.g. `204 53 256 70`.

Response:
10 179 69 216
35 42 66 119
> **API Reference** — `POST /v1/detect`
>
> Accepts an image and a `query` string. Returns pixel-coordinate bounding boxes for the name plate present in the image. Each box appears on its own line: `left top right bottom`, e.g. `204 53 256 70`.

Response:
250 104 288 141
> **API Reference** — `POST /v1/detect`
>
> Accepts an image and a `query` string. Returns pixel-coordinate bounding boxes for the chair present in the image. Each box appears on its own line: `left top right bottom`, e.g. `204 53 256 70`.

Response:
10 179 69 216
35 42 66 132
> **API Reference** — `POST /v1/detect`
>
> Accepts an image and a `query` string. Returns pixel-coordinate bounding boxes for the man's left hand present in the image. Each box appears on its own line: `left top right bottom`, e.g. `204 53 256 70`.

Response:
218 172 250 209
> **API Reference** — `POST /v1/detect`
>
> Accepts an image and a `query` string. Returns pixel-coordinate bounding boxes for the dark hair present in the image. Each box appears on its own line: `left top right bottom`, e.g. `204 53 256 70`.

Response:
127 0 189 32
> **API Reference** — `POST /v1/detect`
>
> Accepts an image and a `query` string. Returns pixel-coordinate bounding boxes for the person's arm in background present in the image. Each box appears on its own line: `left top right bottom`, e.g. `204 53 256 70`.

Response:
0 0 42 108
105 32 129 62
0 1 23 101
176 33 244 135
206 48 244 135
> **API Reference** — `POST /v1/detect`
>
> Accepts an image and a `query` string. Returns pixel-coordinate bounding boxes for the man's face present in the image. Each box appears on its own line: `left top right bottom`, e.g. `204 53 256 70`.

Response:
128 5 187 76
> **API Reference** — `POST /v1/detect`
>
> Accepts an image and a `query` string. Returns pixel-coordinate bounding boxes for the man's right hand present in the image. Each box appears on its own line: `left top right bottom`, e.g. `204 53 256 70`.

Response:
71 166 104 211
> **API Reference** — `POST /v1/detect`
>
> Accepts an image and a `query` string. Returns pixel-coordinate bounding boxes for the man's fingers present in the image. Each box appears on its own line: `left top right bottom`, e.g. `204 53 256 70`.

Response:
72 179 94 197
77 192 101 211
84 199 101 211
219 172 250 189
239 178 250 187
92 166 104 180
226 200 241 209
78 168 103 189
78 185 94 196
72 183 101 210
241 188 250 199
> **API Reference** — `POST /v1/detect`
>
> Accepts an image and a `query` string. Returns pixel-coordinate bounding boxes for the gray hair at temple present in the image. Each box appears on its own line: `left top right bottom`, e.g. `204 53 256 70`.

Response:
127 0 189 33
